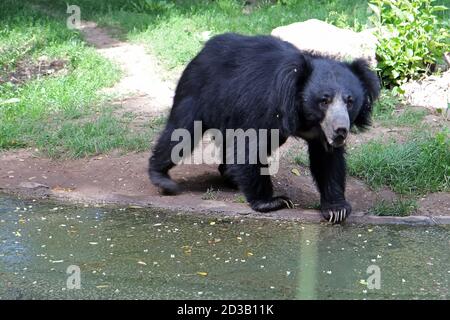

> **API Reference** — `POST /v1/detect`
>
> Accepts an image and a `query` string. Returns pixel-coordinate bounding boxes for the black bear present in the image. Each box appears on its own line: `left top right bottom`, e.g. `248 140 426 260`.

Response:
149 33 380 223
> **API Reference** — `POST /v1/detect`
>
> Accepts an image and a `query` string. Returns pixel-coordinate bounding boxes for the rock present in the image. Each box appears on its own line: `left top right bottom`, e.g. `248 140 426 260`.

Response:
271 19 378 66
444 52 450 67
401 70 450 113
19 182 50 189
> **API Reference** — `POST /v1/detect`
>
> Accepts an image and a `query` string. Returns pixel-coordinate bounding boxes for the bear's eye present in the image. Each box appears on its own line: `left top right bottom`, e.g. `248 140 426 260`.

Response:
319 96 332 107
346 95 353 107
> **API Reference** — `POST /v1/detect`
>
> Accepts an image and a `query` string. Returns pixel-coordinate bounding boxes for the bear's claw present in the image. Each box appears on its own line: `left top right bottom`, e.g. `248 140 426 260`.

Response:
321 201 351 224
250 196 295 212
328 209 348 223
282 198 295 209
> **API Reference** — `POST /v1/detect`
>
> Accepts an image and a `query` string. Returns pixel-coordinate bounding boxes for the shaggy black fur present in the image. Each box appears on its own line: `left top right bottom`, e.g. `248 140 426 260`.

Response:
149 33 380 222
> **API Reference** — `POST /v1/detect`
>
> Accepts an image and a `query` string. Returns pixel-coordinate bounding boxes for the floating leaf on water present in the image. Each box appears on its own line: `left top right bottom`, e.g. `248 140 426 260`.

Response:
291 168 301 176
52 186 74 192
51 260 64 264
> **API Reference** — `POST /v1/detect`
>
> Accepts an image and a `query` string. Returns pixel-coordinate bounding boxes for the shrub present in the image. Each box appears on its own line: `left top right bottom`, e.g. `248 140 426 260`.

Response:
369 0 449 91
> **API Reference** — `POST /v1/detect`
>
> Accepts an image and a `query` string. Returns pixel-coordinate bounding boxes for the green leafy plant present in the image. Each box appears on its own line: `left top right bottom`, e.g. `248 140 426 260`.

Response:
327 11 365 31
369 0 449 91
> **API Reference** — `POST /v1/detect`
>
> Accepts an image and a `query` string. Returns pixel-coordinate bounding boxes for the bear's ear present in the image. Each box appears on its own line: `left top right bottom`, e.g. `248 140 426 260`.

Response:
348 59 381 130
272 54 312 135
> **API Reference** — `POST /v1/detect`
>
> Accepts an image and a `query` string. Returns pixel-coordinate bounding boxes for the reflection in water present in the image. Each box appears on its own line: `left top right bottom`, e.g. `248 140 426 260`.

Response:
0 197 448 299
297 227 318 299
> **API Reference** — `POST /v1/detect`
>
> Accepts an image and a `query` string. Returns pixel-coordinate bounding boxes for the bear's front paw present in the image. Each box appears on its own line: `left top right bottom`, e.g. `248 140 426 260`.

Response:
321 201 352 223
250 196 295 213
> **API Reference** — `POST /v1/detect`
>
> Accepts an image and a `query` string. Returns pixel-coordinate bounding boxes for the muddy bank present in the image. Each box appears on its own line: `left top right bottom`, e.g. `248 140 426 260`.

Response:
1 141 449 226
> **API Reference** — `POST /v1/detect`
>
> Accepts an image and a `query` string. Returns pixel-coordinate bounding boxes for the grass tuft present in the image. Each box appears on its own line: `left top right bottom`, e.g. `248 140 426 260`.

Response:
373 90 427 127
347 129 450 194
371 199 418 217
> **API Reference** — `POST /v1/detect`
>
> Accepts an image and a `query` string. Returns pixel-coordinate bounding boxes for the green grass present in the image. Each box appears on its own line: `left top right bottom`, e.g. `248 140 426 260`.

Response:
372 90 427 127
233 194 247 203
293 153 309 166
348 129 450 195
202 187 219 200
371 199 418 216
27 0 370 70
33 113 165 158
0 0 161 157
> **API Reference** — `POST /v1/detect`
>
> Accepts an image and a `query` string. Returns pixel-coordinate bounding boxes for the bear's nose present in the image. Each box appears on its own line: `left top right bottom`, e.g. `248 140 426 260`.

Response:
335 127 348 139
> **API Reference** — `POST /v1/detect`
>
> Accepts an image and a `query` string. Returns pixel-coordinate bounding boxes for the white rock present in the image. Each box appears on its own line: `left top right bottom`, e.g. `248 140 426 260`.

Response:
401 70 450 112
271 19 378 66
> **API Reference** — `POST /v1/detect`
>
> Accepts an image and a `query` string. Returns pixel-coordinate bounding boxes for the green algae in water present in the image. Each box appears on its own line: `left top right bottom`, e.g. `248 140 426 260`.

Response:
0 197 448 299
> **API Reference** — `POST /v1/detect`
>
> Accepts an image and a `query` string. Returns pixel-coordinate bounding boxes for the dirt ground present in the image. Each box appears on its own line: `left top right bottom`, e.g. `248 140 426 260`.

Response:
1 136 449 221
1 16 449 223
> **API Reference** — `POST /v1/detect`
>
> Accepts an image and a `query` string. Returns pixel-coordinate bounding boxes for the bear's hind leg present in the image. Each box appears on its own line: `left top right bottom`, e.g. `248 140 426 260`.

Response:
227 164 294 213
149 97 199 195
149 122 182 195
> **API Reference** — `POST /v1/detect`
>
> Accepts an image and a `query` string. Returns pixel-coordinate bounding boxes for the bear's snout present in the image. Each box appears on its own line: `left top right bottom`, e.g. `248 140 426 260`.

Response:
331 127 348 147
320 96 350 148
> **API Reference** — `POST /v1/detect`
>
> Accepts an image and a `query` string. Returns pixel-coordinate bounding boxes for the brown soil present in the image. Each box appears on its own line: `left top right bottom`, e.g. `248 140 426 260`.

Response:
1 136 448 221
0 57 67 86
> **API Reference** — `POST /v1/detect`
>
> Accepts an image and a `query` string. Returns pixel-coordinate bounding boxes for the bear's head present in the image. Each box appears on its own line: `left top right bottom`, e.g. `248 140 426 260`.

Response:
293 57 380 150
